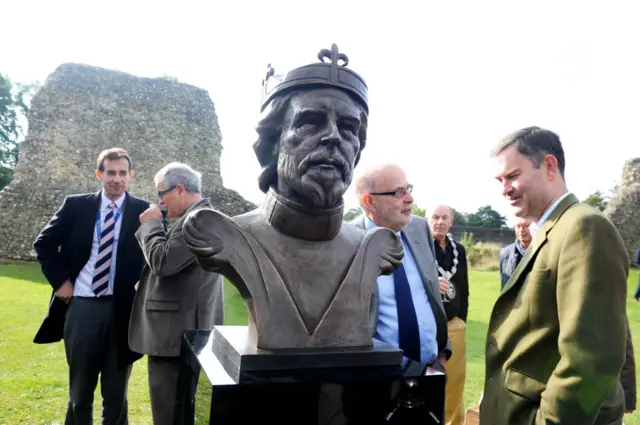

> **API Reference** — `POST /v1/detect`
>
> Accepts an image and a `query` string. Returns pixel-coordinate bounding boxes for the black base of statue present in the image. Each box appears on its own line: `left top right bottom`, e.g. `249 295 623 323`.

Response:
174 327 446 425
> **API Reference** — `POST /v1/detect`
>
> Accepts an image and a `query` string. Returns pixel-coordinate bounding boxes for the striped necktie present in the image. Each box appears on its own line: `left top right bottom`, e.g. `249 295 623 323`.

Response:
92 202 117 296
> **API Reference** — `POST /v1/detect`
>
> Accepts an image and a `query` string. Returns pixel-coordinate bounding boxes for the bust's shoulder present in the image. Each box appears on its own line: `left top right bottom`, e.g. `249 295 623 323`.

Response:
233 208 263 226
340 221 367 238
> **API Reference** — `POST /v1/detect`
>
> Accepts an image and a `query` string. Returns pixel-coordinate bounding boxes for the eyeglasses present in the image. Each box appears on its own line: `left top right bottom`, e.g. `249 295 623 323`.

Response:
157 185 176 199
369 184 413 198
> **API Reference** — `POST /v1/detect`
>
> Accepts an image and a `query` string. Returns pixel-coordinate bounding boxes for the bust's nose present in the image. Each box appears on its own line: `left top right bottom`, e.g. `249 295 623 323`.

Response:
320 121 341 146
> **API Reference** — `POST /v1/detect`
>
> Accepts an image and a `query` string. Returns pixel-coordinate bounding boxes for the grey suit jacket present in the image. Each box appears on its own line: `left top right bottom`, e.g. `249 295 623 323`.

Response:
129 198 225 357
351 214 451 359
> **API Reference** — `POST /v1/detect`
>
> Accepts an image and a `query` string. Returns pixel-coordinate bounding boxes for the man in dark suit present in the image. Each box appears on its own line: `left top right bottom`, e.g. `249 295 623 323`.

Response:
352 163 450 371
33 147 150 425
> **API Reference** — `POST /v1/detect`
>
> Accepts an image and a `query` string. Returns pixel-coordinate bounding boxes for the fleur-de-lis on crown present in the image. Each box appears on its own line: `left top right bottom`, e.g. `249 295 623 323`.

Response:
262 63 275 87
260 43 367 113
317 43 349 67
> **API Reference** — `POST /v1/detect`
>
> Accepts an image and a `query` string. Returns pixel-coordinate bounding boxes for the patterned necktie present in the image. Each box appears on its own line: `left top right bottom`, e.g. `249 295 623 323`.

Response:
394 263 421 362
92 202 117 296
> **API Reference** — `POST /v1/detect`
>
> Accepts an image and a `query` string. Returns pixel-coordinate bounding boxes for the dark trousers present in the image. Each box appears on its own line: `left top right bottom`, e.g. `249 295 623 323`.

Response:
63 297 132 425
148 355 181 425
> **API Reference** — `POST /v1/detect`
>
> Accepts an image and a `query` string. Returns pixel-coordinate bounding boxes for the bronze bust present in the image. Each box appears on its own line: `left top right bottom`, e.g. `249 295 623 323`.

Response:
183 44 403 350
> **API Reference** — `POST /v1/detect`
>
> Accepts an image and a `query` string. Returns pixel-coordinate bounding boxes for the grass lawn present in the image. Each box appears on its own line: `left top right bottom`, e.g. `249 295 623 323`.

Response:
0 262 638 424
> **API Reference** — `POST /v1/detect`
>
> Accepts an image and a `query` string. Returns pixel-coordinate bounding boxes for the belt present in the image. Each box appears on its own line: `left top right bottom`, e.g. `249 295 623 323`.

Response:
74 295 114 300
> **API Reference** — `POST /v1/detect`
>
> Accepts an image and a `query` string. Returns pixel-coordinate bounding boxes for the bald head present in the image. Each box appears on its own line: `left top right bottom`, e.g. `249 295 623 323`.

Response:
428 204 454 242
354 163 402 204
353 163 414 232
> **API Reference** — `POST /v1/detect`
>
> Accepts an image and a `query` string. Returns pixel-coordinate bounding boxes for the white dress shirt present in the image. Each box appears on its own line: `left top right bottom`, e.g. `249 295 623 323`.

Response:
529 192 571 240
73 192 126 297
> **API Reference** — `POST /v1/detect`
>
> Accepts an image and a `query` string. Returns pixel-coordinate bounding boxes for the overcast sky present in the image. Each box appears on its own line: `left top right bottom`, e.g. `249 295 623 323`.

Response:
4 0 639 224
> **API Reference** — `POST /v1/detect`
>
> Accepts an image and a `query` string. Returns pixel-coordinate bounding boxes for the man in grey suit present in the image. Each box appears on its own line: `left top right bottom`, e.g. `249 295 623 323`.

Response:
129 162 224 425
352 163 450 370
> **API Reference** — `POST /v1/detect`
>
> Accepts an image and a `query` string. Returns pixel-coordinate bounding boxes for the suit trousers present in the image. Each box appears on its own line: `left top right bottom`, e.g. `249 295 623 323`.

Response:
63 297 132 425
444 317 466 425
148 355 182 425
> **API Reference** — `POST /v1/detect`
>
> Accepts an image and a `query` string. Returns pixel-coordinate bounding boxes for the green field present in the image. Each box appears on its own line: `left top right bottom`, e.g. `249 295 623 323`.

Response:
0 262 638 424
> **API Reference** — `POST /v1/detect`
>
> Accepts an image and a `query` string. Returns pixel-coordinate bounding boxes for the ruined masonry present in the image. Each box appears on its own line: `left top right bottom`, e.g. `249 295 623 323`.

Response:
605 157 640 266
0 63 254 260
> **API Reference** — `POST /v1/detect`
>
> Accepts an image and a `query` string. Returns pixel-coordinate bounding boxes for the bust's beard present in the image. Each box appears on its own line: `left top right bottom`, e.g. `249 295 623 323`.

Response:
299 175 347 209
279 170 350 209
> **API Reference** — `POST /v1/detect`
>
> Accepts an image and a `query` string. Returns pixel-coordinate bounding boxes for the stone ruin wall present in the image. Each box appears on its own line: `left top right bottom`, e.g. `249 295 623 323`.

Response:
0 63 255 260
605 157 640 267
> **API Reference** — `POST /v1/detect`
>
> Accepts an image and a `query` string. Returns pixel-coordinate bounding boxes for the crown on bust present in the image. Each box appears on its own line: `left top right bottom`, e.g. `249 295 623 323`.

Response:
260 43 369 113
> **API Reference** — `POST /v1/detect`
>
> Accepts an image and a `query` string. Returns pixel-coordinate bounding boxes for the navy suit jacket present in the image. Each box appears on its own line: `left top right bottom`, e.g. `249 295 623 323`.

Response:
33 191 149 367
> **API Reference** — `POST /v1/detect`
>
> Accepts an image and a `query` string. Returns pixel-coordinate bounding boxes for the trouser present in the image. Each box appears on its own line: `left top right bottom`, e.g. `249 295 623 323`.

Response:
63 296 132 425
148 355 182 425
445 316 467 425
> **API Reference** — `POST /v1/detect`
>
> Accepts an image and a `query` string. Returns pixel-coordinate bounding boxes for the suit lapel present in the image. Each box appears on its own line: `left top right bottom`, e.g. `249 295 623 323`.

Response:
80 191 101 253
500 230 547 296
402 219 440 303
117 192 137 243
499 194 579 297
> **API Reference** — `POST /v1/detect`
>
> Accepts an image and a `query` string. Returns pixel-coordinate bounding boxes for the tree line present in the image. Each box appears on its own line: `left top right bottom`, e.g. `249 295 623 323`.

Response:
344 188 620 229
344 204 509 229
0 73 39 189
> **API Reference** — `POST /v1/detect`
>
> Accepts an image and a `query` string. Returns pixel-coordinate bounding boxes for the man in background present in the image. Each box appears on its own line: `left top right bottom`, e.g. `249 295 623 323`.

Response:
33 148 149 425
129 162 224 425
498 217 532 290
428 204 469 425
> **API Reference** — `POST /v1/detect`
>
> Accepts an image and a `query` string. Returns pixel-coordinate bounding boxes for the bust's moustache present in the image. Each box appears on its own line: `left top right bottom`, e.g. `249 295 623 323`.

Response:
298 149 349 176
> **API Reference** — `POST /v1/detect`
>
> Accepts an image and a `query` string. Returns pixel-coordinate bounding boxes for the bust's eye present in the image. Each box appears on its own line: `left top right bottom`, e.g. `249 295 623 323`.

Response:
339 120 357 135
296 112 324 130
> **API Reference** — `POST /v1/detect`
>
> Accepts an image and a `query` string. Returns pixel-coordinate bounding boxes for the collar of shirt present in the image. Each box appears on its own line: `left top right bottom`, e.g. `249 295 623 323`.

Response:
101 191 126 211
529 191 571 238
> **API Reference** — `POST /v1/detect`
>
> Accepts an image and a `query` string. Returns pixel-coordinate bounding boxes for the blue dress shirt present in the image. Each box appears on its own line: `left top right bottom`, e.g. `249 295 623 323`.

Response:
364 215 439 364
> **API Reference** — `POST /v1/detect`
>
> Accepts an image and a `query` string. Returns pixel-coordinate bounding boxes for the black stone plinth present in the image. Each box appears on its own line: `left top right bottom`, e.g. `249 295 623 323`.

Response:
210 326 405 383
174 327 446 425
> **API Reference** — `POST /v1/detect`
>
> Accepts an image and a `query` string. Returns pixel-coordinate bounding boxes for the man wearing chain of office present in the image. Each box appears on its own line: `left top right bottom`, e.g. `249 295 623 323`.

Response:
428 204 469 425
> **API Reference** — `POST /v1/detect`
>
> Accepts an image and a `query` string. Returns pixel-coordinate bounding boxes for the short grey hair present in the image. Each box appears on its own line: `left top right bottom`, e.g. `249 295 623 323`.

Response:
154 162 202 193
491 126 566 178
